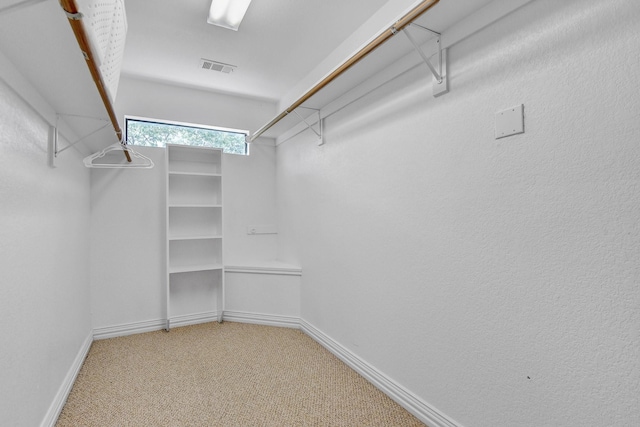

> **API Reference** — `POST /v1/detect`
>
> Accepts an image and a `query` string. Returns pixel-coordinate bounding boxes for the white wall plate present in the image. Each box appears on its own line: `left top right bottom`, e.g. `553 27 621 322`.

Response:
495 104 524 139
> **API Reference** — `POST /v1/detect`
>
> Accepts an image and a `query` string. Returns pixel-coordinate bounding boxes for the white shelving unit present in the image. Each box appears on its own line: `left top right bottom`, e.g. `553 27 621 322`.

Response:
166 144 224 330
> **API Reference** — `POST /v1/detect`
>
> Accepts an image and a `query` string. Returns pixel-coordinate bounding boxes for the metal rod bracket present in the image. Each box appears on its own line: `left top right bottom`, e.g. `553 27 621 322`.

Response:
291 108 324 146
404 25 442 82
54 114 110 158
403 24 449 97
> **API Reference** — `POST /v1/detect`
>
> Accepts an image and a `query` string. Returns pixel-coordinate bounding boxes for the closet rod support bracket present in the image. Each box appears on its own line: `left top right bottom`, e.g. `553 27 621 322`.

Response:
290 108 324 146
53 114 110 160
403 24 449 97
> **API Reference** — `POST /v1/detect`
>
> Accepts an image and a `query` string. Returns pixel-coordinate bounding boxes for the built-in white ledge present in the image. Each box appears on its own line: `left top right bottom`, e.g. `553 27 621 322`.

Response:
225 261 302 276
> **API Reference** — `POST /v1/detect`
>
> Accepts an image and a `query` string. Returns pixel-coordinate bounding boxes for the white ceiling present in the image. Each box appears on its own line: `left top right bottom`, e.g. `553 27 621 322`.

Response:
122 0 390 102
121 0 499 103
0 0 499 151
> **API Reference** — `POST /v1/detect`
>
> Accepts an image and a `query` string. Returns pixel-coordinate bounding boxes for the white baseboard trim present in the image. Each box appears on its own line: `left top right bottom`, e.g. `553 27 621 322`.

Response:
170 311 220 328
223 310 300 329
93 312 223 340
93 318 166 340
300 319 462 427
40 331 93 427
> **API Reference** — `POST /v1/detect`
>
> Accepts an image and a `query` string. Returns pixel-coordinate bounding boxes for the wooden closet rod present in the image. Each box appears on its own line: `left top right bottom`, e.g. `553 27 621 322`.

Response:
59 0 131 162
250 0 439 142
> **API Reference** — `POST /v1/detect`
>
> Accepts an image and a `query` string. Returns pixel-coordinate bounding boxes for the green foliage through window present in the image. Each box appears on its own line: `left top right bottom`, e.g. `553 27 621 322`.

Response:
125 117 247 154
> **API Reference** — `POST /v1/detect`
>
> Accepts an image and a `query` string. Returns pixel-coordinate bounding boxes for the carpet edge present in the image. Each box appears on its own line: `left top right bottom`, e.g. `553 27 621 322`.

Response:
300 319 463 427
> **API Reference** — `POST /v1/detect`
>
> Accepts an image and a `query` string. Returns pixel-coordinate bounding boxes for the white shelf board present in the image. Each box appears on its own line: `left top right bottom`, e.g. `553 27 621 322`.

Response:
225 261 302 276
168 204 223 208
167 144 224 153
169 234 223 241
168 171 222 177
169 264 224 274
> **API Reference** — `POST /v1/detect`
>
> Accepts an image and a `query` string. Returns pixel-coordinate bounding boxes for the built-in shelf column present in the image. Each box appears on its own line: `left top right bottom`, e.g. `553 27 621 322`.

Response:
166 144 224 330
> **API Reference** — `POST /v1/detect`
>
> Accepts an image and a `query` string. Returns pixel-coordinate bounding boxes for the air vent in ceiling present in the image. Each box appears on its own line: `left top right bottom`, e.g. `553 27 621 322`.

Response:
200 58 236 74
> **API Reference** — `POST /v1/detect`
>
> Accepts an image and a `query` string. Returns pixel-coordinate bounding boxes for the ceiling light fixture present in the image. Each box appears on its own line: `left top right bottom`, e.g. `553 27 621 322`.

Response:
207 0 252 31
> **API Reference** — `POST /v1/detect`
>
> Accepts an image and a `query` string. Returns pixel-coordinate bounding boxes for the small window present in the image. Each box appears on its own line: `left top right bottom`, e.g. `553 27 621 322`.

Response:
125 116 248 155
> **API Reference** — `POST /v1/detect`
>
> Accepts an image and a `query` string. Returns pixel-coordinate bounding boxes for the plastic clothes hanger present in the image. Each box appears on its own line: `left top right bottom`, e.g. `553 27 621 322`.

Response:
83 143 154 169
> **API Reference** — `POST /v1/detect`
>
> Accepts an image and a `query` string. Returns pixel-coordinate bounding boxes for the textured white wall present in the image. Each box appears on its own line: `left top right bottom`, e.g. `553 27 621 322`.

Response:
0 77 92 425
276 0 640 425
89 77 281 330
89 146 167 328
224 144 279 265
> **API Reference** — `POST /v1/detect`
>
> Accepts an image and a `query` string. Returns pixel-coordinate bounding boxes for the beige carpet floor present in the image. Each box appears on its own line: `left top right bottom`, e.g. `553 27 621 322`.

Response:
56 321 425 426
